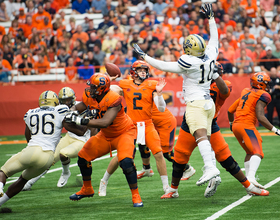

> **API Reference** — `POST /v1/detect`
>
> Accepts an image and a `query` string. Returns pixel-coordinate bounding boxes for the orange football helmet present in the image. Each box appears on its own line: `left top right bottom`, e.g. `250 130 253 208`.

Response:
250 72 271 92
86 73 110 98
130 60 150 80
214 61 224 76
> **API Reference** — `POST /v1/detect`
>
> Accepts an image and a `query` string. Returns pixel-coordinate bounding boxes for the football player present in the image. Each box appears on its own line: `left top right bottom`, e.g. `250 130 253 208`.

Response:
0 91 82 210
98 61 170 197
161 63 269 199
133 3 220 186
65 73 143 207
228 72 280 189
22 87 97 190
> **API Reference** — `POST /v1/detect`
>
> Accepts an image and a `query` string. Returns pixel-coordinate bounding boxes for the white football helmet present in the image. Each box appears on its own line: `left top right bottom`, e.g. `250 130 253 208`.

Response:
39 90 59 107
183 34 206 57
58 87 76 108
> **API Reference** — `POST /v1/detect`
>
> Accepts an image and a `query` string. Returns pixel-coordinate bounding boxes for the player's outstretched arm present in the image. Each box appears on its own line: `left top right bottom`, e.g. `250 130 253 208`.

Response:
214 76 229 95
133 44 185 74
153 78 167 112
256 100 280 135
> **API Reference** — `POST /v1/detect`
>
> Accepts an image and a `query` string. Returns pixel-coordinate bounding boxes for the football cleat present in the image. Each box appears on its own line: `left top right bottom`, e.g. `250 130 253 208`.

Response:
98 179 108 196
246 184 269 196
247 177 265 189
0 188 3 197
196 166 220 186
161 187 179 199
181 165 196 181
132 194 143 207
137 168 154 179
57 171 71 188
69 186 95 201
204 175 221 198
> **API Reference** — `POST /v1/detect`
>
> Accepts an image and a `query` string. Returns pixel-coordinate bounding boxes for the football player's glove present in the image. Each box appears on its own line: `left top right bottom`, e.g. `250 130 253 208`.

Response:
65 112 89 125
200 3 214 20
133 44 146 60
272 126 280 136
85 109 99 119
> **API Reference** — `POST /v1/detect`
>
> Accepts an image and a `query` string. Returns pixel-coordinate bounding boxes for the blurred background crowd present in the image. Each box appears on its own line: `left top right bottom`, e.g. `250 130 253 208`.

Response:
0 0 280 84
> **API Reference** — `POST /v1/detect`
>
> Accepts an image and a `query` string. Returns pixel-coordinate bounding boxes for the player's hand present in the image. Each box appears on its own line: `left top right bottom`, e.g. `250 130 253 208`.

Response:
156 78 167 95
85 109 99 120
133 44 146 60
65 112 89 125
272 127 280 136
200 3 214 20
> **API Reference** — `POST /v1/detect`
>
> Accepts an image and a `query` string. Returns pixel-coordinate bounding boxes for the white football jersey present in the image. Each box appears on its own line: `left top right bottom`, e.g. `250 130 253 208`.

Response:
178 44 219 103
24 105 69 152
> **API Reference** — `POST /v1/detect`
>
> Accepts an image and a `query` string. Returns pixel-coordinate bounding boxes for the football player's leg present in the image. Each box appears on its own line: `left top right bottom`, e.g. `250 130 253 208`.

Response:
137 144 154 179
99 156 119 196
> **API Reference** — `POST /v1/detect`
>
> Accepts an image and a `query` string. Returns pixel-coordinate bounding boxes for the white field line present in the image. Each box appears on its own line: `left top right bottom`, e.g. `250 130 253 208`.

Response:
205 177 280 220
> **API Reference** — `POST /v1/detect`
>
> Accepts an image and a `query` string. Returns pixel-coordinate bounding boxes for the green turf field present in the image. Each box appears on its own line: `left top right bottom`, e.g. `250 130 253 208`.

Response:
0 128 279 220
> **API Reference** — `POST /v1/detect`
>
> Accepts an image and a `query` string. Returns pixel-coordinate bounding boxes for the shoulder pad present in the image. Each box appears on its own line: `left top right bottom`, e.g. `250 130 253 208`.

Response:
178 56 192 70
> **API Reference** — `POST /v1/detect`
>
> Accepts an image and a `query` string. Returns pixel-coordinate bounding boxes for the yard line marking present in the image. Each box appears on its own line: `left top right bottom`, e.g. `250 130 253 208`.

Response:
6 152 118 185
205 177 280 220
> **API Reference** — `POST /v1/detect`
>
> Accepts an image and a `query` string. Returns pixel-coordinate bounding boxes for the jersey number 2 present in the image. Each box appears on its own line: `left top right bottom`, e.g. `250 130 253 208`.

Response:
133 93 142 110
199 60 215 84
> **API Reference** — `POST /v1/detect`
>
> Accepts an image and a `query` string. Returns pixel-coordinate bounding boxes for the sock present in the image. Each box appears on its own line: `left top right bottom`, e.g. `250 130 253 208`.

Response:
211 149 216 167
247 155 261 179
161 175 169 189
131 188 139 195
0 194 10 206
83 179 92 188
240 177 250 188
102 171 111 182
0 182 4 189
143 163 150 170
244 161 250 176
171 184 178 190
198 140 214 168
62 161 70 174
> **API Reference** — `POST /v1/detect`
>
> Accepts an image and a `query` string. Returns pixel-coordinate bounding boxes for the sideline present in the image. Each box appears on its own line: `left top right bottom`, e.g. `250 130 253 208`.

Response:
205 177 280 220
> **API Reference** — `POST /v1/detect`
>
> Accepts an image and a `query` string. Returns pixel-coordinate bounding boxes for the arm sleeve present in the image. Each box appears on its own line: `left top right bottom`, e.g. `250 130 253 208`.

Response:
228 98 240 114
153 95 166 112
208 18 219 50
145 55 185 74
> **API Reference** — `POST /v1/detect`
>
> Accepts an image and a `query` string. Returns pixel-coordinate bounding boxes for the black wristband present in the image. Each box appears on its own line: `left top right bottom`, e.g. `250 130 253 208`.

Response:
81 118 90 125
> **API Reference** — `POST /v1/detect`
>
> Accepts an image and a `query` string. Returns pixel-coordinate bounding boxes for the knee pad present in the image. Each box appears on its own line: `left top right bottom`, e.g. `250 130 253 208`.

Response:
119 158 136 175
172 161 187 178
163 151 174 162
220 156 240 176
139 144 151 158
77 156 92 177
119 158 137 185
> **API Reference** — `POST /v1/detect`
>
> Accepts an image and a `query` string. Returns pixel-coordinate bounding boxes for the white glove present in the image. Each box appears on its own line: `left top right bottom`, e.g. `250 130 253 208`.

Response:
133 44 146 60
65 112 89 125
271 126 280 136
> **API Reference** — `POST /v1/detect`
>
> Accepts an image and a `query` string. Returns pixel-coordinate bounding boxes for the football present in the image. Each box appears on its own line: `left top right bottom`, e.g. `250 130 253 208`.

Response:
105 63 121 77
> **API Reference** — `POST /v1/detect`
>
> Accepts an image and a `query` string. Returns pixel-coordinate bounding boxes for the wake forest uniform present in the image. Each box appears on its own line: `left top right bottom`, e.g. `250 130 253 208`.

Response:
228 88 271 158
1 105 69 180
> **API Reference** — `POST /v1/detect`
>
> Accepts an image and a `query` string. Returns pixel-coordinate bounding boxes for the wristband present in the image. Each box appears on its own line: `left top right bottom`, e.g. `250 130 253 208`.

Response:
212 72 219 80
229 122 233 125
271 126 277 133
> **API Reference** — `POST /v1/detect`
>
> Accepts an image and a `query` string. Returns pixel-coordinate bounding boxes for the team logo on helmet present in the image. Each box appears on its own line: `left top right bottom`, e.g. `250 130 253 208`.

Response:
250 72 271 92
86 73 110 98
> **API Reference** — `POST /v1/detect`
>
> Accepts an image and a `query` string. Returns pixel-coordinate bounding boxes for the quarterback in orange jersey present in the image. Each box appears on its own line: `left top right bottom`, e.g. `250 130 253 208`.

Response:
161 63 270 199
65 73 143 207
98 60 171 197
228 72 280 190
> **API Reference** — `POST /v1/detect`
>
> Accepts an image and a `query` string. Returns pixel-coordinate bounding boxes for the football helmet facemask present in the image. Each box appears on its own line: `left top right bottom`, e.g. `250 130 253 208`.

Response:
250 72 271 92
39 90 59 107
86 73 110 98
183 34 206 57
58 87 76 108
130 60 150 81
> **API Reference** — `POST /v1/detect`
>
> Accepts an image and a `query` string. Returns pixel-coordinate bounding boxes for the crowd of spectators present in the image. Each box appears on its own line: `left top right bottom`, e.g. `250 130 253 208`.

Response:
1 0 280 85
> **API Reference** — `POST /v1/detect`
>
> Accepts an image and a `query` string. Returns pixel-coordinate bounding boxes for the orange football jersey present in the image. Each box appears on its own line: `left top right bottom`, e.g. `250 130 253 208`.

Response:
119 79 158 122
82 90 134 138
210 80 232 119
152 103 174 127
228 88 271 125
